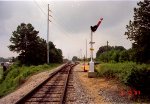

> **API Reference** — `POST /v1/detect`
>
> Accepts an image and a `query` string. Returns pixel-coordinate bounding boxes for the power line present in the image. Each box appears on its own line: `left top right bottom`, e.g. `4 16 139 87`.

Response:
41 0 49 7
51 12 74 34
33 0 52 22
34 0 47 16
33 0 76 42
40 0 75 35
51 18 71 37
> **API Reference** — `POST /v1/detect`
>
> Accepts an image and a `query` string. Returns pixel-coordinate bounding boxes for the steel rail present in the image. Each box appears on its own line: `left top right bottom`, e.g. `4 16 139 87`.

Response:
60 65 72 104
60 64 76 104
15 63 69 104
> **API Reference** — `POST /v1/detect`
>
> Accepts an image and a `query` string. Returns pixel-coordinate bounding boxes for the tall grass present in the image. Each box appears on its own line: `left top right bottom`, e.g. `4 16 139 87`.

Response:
0 67 3 81
96 62 148 78
0 63 60 97
96 62 150 96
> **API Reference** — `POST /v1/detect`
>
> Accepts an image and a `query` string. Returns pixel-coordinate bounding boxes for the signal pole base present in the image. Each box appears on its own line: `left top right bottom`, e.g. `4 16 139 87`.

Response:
88 72 96 78
89 61 94 72
88 61 96 78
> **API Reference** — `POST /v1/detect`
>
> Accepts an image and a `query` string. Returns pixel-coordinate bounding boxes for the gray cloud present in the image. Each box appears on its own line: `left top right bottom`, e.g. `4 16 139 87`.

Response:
0 1 14 20
51 1 138 34
0 1 47 57
0 0 139 59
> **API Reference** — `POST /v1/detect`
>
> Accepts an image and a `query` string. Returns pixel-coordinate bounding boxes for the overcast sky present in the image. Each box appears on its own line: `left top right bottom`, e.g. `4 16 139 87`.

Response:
0 0 140 59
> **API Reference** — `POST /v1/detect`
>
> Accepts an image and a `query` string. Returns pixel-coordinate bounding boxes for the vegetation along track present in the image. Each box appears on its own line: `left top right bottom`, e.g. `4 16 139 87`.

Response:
15 62 78 104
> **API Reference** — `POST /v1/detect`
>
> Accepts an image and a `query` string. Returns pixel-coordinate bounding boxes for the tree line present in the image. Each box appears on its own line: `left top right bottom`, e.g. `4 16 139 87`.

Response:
125 0 150 64
97 0 150 64
96 46 135 63
0 57 11 63
9 23 63 66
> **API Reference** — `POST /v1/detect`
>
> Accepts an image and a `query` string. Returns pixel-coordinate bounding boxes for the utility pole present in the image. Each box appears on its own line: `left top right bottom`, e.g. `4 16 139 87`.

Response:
86 39 87 61
83 55 86 72
47 4 50 64
80 49 82 61
68 54 69 60
107 41 109 63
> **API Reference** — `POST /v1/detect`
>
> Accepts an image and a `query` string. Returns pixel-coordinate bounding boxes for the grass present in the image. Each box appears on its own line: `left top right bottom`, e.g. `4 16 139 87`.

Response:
96 62 150 102
0 63 61 98
96 62 150 80
0 67 3 81
96 62 150 84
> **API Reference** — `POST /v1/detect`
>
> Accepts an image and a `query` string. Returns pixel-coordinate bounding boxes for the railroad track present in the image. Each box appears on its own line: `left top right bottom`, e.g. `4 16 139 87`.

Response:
15 62 77 104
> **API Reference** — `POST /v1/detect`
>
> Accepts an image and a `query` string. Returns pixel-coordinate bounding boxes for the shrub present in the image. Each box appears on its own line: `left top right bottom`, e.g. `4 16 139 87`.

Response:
96 62 150 95
126 67 150 95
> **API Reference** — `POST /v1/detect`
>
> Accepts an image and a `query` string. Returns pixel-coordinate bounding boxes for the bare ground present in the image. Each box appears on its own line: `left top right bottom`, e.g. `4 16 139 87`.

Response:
74 64 135 104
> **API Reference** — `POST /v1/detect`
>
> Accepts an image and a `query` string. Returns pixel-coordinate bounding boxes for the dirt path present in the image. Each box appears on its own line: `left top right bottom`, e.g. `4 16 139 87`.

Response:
74 64 134 104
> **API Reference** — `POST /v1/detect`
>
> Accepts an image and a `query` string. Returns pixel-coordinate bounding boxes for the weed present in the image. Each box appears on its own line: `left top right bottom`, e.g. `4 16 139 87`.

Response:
96 62 150 96
0 63 60 97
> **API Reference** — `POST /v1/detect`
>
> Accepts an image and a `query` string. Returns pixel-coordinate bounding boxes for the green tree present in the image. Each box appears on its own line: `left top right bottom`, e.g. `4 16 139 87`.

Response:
111 50 120 62
96 45 126 62
99 53 107 62
127 48 136 61
114 46 125 51
96 45 113 58
125 0 150 63
119 50 129 62
9 23 64 65
49 42 63 63
9 23 43 65
72 56 78 61
56 49 63 63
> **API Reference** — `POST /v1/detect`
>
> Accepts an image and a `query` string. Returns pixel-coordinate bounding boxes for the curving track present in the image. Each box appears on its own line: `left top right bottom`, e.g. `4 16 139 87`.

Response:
15 62 77 104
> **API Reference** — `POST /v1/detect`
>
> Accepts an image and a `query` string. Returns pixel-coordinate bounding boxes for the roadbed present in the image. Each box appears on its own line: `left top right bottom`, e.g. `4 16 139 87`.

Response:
73 63 134 104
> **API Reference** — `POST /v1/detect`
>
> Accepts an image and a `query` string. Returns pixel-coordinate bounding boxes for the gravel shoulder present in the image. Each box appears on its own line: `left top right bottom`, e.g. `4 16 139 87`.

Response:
0 64 65 104
73 65 95 104
73 63 134 104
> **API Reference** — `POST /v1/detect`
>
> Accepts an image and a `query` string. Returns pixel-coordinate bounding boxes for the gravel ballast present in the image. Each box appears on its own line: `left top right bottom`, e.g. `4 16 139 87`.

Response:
73 63 134 104
73 65 95 104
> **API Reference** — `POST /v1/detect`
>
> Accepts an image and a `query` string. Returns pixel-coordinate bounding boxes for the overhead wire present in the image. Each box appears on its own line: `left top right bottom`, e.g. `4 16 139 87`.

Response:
41 0 75 36
51 10 75 35
33 0 47 39
33 0 47 17
42 0 89 58
39 0 75 39
51 17 73 38
33 0 78 43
